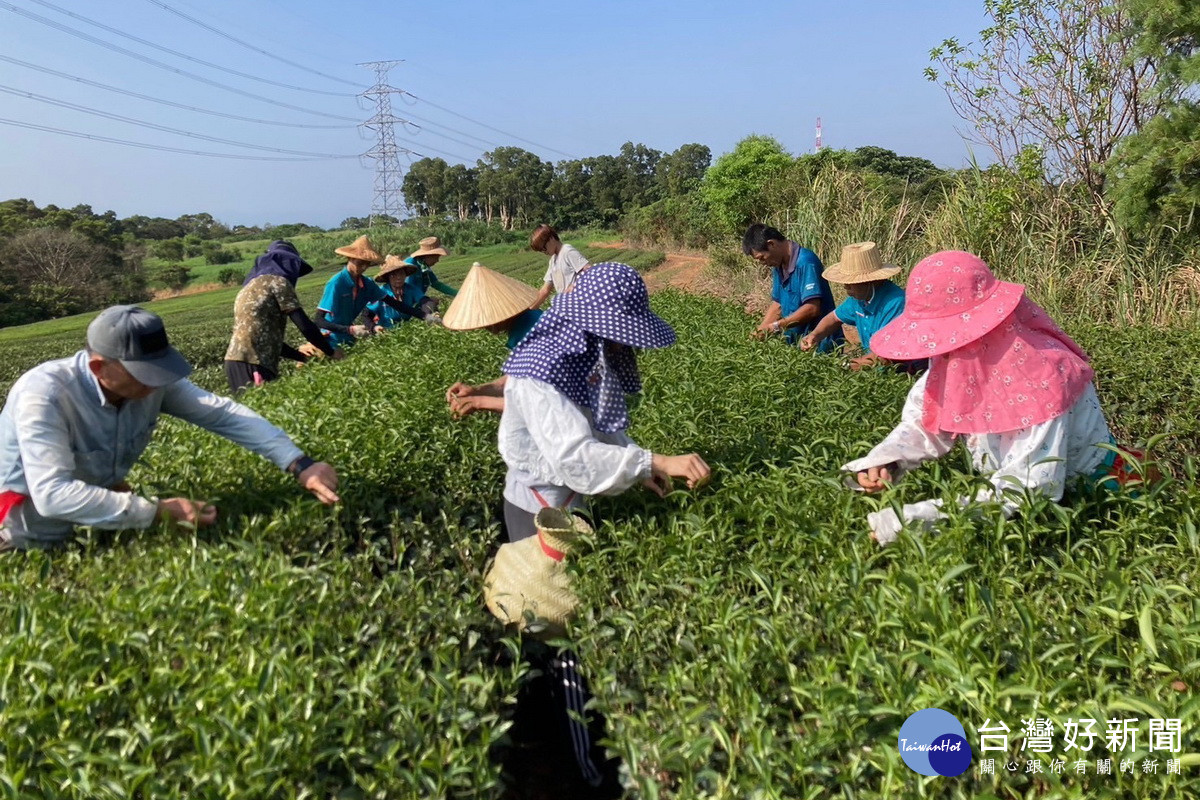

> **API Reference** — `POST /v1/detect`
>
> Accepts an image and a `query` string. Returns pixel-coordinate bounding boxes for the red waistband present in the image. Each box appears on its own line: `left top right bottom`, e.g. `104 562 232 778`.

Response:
0 491 28 524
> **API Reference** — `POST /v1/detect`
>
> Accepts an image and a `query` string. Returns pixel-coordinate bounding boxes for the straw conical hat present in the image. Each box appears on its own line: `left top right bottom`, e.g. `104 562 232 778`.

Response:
334 235 383 265
442 264 540 330
484 508 591 639
375 253 417 282
822 241 901 284
409 236 448 259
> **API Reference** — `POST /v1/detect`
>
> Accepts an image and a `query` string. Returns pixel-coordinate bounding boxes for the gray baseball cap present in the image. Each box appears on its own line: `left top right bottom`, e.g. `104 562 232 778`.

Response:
86 305 192 387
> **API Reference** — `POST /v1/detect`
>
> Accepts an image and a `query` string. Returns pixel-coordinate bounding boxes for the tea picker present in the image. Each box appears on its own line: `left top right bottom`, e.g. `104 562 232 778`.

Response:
223 240 344 392
314 235 432 347
442 263 544 418
842 251 1145 544
402 236 457 320
483 262 710 787
800 241 926 373
0 306 341 552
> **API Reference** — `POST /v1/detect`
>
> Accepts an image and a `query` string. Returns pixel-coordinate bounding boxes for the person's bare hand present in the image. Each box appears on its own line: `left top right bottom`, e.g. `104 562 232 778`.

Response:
298 462 340 504
800 334 817 351
649 453 712 494
350 324 370 338
445 382 475 403
856 464 894 493
157 497 218 527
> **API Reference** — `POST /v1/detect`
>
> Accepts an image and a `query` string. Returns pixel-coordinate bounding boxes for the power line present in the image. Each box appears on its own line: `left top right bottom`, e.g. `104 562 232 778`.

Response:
0 83 360 158
0 54 355 129
0 0 359 121
23 0 354 96
0 117 341 160
402 91 576 158
396 108 504 149
144 0 364 90
391 133 476 164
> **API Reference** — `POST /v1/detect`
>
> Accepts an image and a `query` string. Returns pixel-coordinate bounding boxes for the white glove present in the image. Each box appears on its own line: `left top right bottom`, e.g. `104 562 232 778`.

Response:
425 313 443 326
867 508 903 545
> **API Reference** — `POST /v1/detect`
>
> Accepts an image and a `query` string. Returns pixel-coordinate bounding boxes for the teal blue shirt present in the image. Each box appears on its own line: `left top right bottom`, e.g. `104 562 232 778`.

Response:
834 280 906 354
404 258 458 298
367 280 425 328
317 268 385 346
771 243 839 350
506 310 542 350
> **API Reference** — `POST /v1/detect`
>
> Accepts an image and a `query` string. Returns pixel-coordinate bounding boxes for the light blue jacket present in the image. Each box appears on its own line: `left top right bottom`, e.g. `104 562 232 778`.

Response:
0 350 303 548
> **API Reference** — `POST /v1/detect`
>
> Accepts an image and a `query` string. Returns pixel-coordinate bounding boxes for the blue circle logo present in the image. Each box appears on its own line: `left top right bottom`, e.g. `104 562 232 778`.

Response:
898 708 973 776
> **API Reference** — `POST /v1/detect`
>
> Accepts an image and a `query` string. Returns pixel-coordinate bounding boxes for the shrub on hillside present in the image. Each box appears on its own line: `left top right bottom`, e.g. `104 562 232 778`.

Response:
154 264 192 290
216 268 244 285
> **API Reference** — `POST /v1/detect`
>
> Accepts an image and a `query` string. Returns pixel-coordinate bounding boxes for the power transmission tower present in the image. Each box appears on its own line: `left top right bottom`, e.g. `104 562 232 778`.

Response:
358 60 410 226
815 117 823 153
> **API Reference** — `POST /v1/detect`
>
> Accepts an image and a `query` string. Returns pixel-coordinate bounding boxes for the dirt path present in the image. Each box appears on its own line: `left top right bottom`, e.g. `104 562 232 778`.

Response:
590 241 715 296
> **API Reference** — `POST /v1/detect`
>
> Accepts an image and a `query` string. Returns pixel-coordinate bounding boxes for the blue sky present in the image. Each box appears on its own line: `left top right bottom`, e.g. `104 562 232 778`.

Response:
0 0 990 228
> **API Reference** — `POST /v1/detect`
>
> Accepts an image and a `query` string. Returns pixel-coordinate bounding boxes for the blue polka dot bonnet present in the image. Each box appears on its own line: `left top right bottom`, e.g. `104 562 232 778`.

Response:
503 262 675 432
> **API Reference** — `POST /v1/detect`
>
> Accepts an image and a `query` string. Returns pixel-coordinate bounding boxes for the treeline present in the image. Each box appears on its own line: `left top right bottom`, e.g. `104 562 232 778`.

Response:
0 200 326 326
400 142 712 230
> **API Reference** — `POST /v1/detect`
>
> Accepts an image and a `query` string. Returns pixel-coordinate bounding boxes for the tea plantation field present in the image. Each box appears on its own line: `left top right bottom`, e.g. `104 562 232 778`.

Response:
0 286 1198 798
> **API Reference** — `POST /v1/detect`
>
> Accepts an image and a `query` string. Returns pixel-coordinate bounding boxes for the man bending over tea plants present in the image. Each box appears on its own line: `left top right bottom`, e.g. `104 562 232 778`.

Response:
842 251 1140 545
0 306 340 551
744 223 841 351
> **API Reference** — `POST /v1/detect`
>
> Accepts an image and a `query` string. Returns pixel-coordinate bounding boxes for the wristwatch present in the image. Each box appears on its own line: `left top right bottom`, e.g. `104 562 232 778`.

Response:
287 455 316 478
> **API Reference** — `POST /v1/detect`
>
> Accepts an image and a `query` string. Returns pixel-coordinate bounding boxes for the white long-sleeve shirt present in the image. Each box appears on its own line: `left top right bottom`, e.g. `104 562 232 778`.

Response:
0 350 303 548
498 376 652 514
842 373 1112 543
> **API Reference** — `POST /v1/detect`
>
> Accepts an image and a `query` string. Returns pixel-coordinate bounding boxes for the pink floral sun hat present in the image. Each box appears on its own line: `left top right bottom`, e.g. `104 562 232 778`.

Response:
871 251 1025 361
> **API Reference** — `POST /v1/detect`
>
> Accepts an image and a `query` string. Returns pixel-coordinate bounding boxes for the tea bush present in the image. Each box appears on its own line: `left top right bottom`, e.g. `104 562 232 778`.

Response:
0 291 1196 798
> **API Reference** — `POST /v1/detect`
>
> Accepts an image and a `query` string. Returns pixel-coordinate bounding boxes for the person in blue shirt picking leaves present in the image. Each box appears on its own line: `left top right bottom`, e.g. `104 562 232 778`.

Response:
315 235 430 347
362 254 423 330
743 223 841 350
801 241 925 372
403 236 458 319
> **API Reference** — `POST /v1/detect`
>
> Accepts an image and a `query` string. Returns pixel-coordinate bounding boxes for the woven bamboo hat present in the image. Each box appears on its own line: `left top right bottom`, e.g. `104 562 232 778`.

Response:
374 254 417 283
334 235 383 265
442 263 540 330
822 241 901 284
409 236 448 259
483 508 592 639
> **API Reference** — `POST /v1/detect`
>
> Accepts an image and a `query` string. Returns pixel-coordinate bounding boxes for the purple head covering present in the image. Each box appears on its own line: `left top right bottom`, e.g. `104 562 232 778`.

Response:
243 240 313 287
503 262 674 433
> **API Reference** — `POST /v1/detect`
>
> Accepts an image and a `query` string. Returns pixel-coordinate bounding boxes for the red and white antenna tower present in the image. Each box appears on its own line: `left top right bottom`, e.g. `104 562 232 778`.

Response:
815 117 823 152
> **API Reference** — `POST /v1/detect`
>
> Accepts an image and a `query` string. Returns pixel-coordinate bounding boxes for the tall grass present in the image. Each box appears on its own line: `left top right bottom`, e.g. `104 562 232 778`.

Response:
707 165 1200 328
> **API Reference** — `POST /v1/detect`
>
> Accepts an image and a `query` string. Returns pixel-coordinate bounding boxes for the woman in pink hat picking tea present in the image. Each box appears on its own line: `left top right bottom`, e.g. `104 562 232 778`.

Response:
842 251 1140 545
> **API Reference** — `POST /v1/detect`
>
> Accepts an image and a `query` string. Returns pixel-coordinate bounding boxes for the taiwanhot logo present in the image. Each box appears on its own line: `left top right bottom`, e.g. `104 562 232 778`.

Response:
897 708 973 777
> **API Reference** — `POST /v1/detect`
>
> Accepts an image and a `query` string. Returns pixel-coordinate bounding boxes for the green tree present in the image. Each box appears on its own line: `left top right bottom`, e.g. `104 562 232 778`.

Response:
402 157 450 217
476 147 550 230
927 0 1164 207
1107 0 1200 237
444 164 478 222
700 135 793 232
656 143 711 196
